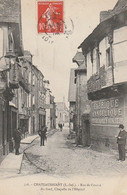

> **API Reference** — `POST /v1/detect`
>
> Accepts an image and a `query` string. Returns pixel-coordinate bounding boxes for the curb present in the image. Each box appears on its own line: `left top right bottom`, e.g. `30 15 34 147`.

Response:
21 135 39 144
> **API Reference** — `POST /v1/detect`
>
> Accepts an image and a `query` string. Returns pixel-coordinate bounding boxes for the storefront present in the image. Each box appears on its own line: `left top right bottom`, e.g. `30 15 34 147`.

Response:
7 104 18 152
90 95 127 150
0 96 8 162
19 114 29 137
39 108 46 130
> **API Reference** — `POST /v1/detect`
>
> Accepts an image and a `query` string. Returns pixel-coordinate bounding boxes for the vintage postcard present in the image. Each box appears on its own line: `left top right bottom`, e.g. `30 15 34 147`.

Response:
0 0 127 195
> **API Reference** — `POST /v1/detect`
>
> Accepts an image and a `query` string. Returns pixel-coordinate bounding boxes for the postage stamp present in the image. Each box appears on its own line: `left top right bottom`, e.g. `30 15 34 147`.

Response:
38 1 64 34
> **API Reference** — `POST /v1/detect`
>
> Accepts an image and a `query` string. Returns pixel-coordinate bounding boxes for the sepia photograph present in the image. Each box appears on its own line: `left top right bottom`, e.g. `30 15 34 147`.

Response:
0 0 127 194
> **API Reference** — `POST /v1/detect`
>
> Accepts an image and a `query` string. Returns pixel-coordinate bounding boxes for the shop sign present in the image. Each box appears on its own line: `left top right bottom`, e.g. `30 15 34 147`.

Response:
91 97 124 125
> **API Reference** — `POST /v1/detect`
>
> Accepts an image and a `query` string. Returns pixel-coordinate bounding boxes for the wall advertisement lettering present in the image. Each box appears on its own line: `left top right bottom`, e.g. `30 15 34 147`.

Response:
91 97 124 125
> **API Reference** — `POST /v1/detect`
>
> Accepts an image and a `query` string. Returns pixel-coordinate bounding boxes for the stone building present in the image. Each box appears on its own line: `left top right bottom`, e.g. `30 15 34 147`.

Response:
0 0 23 161
38 69 46 131
73 52 90 146
44 81 56 130
56 101 69 128
44 81 51 130
31 65 46 133
68 69 76 132
50 95 56 129
79 0 127 150
18 51 32 136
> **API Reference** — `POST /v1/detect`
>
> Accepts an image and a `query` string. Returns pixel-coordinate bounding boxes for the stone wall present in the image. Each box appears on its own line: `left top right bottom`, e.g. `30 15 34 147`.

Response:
0 0 21 23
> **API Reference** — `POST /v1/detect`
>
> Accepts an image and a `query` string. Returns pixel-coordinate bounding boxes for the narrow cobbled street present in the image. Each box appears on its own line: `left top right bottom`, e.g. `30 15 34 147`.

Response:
20 127 127 178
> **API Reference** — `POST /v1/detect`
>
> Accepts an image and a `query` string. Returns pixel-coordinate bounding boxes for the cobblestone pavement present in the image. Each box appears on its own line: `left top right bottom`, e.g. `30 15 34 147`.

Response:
20 128 127 178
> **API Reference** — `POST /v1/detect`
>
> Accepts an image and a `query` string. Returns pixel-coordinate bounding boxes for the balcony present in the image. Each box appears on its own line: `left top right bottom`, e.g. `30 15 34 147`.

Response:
87 64 127 100
87 66 106 94
19 71 30 93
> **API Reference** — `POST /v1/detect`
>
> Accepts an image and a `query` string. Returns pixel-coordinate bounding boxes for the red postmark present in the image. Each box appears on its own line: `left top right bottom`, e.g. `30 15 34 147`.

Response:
38 1 64 34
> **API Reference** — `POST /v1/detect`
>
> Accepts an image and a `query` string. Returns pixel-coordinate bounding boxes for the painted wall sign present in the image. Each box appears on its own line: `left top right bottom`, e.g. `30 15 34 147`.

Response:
91 97 124 125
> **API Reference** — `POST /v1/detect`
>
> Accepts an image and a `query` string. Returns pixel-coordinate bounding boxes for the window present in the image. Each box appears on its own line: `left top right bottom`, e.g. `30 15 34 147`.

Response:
96 46 100 74
32 74 35 85
106 48 111 67
0 28 3 57
32 95 35 105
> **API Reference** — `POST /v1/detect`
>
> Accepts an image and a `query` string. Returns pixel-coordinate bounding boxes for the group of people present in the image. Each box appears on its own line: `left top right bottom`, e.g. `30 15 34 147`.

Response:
12 123 127 162
12 125 47 155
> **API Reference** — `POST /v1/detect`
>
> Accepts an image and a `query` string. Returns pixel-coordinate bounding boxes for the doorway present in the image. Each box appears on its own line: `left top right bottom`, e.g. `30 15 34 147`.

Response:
2 111 5 155
82 114 91 147
85 120 90 146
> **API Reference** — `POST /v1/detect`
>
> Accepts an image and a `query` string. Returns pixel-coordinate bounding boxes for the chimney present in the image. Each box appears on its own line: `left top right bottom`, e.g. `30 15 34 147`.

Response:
100 10 112 22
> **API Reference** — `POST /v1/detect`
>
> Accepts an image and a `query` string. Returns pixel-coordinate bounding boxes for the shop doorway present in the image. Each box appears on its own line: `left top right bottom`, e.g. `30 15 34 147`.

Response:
2 111 5 155
85 120 90 146
82 114 91 146
33 116 35 133
20 119 28 138
12 111 17 137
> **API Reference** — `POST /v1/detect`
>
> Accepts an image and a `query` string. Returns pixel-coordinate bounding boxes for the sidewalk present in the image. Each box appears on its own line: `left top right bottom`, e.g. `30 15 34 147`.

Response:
21 134 39 144
0 134 39 179
0 130 57 179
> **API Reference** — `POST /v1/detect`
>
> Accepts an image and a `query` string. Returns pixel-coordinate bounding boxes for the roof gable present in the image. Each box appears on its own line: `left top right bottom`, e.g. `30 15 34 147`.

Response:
68 69 76 102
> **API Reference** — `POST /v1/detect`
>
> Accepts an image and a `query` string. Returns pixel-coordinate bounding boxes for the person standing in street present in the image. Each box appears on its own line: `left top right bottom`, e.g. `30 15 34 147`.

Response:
38 126 47 146
116 124 127 161
13 128 22 155
60 123 63 131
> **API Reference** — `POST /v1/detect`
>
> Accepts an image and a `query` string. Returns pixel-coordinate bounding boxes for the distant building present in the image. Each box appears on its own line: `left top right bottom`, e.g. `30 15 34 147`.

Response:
68 69 76 132
45 82 51 130
79 0 127 150
56 101 69 128
17 51 32 137
31 65 46 133
50 95 56 129
44 81 56 130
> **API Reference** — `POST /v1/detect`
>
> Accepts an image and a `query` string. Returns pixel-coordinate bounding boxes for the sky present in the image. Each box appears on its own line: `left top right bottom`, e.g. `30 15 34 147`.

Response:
21 0 118 105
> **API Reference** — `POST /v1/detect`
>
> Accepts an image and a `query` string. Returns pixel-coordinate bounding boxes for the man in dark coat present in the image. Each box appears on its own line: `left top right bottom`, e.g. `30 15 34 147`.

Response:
116 124 127 161
38 126 47 146
13 128 21 155
59 123 63 131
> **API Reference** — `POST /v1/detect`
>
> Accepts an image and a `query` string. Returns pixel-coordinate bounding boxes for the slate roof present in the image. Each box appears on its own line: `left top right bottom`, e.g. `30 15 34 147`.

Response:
75 61 87 74
102 0 127 21
68 69 76 102
72 52 84 66
78 0 127 53
112 0 127 15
